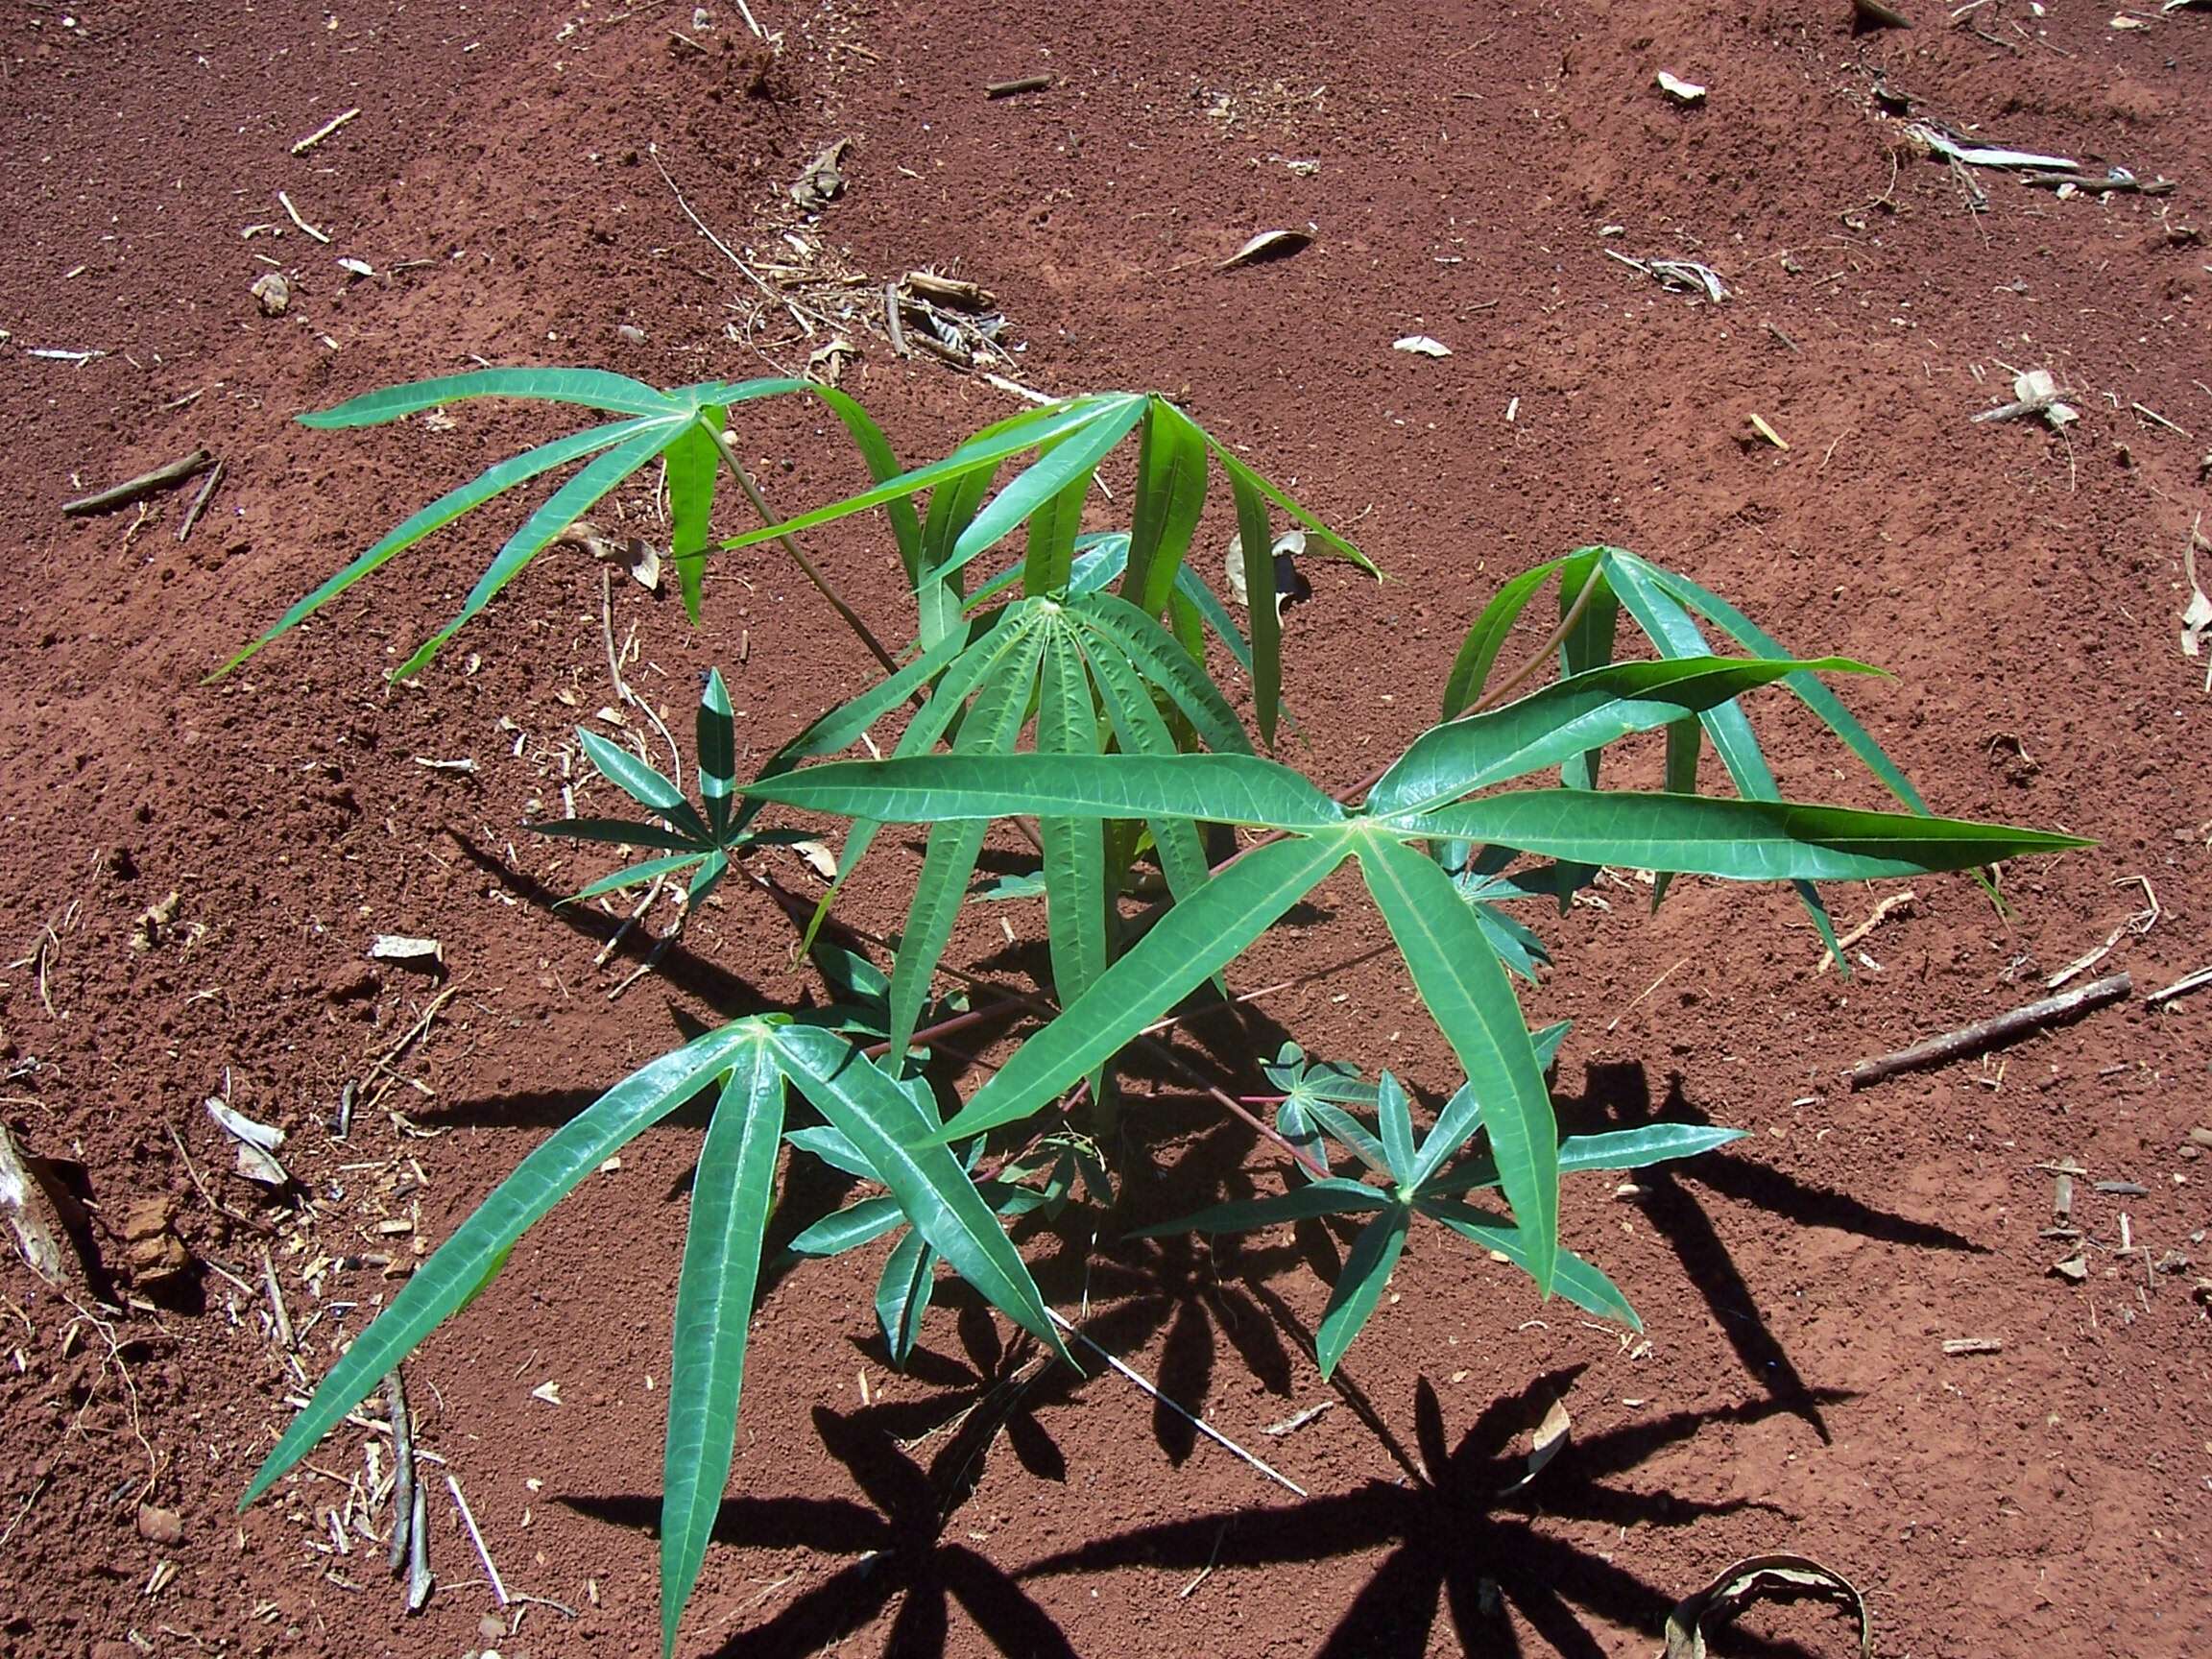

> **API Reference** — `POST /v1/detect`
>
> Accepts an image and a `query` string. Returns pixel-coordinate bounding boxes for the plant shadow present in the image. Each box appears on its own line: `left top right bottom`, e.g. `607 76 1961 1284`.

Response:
1558 1060 1983 1446
1018 1363 1848 1658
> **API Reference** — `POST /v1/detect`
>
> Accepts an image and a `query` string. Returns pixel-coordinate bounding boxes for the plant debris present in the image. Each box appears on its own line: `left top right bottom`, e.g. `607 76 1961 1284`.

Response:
61 450 215 517
1847 973 2130 1089
555 518 661 591
206 1095 292 1187
789 137 853 212
1971 367 2078 431
1655 71 1707 106
1601 248 1729 302
1512 1395 1573 1488
1664 1553 1872 1659
1223 528 1310 617
0 1119 71 1285
369 934 445 970
1218 228 1313 270
1392 334 1452 357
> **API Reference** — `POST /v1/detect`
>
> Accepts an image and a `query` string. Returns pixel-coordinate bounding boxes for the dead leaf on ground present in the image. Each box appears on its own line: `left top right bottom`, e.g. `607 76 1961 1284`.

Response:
1662 1553 1872 1659
1511 1395 1573 1489
250 272 291 317
791 137 853 211
790 839 839 881
370 934 445 970
556 519 661 591
206 1096 292 1188
1655 71 1707 106
1218 228 1312 270
2182 517 2211 663
0 1119 71 1285
1392 334 1452 357
807 337 859 386
130 890 181 953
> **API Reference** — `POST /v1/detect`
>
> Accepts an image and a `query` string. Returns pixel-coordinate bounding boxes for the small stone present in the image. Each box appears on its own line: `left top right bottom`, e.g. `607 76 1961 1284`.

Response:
136 1503 184 1545
615 323 647 345
479 1614 507 1642
250 272 291 317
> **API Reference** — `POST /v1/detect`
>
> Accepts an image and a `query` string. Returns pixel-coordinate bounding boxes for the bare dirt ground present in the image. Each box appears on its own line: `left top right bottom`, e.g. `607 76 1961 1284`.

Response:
3 2 2209 1655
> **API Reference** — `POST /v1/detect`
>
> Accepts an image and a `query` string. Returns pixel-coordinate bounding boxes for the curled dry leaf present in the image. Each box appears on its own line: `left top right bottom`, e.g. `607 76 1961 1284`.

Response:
0 1119 71 1285
206 1096 292 1187
790 839 840 881
1218 228 1313 270
1392 334 1453 357
1662 1553 1872 1659
1655 71 1707 106
251 272 291 317
1223 528 1308 613
555 519 661 591
1512 1395 1573 1488
790 137 853 211
2181 518 2211 661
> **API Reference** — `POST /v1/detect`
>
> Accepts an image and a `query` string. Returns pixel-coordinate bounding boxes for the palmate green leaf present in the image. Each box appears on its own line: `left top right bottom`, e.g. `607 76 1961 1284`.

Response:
213 414 663 677
397 419 680 679
951 395 1149 576
766 1025 1067 1360
665 412 723 624
1414 1196 1640 1328
1599 549 1845 965
1071 592 1254 756
715 395 1123 557
297 366 684 427
1083 637 1214 912
1357 832 1559 1296
740 751 1344 832
661 1045 784 1659
937 830 1359 1142
875 1227 937 1369
887 627 1046 1055
1403 790 2089 882
240 1019 763 1509
579 729 710 840
1316 1207 1411 1377
1037 628 1109 1013
1229 466 1286 746
1133 1176 1393 1238
1440 556 1569 721
1375 1071 1418 1183
1121 400 1211 616
1627 552 1935 817
1370 656 1875 818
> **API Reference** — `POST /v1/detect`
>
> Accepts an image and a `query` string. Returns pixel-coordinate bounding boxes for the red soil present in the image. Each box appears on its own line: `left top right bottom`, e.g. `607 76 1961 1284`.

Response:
2 2 2208 1656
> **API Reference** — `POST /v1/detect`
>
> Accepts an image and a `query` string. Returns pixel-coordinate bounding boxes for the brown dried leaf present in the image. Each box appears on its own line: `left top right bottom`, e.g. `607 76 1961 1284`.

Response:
1663 1553 1872 1659
1217 228 1312 270
0 1121 70 1286
1513 1395 1573 1488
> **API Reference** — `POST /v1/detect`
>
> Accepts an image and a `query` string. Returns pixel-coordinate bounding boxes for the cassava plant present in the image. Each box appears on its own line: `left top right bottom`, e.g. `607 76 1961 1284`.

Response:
226 365 2083 1653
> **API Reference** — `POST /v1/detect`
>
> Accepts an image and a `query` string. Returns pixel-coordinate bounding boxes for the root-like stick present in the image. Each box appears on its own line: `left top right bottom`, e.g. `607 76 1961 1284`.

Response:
1046 1309 1305 1496
176 460 224 542
385 1367 416 1574
700 422 900 675
61 450 213 517
1847 973 2131 1090
445 1473 508 1605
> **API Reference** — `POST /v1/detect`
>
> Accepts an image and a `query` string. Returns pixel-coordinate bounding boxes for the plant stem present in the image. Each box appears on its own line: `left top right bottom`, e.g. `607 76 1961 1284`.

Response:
701 422 902 676
1467 560 1602 716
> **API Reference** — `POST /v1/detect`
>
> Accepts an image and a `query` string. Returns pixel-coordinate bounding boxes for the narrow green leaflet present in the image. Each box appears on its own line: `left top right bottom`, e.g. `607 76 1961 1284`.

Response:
888 628 1046 1056
1553 549 1621 792
1404 791 2088 882
1414 1197 1640 1328
298 366 680 426
214 415 661 676
1132 1177 1393 1238
1370 657 1873 818
1072 592 1255 756
874 1227 938 1368
767 1025 1067 1359
697 670 738 837
1374 1071 1418 1184
1230 467 1286 746
785 1193 906 1257
661 1045 784 1658
1196 430 1378 571
1652 716 1702 907
1021 446 1090 597
398 420 677 678
562 852 711 905
1357 831 1559 1295
739 751 1347 833
241 1019 762 1508
664 413 723 623
917 452 999 652
1083 638 1214 911
937 830 1358 1142
1305 1096 1391 1177
1121 401 1211 616
1440 556 1569 721
1426 1123 1747 1199
1316 1209 1411 1377
579 729 709 840
950 395 1148 575
1037 628 1109 1013
715 397 1126 556
532 818 704 853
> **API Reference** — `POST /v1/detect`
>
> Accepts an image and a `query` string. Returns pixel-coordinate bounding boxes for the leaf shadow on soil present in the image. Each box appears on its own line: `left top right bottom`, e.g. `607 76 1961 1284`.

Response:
1559 1060 1984 1448
565 1299 1088 1658
1019 1361 1844 1659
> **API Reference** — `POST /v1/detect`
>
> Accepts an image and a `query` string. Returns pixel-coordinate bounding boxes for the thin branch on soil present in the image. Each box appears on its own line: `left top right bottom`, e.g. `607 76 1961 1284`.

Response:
60 449 213 517
260 1243 296 1352
2147 964 2212 1006
290 107 361 156
176 459 224 541
276 189 331 243
1847 973 2132 1090
446 1472 509 1605
1046 1309 1306 1496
